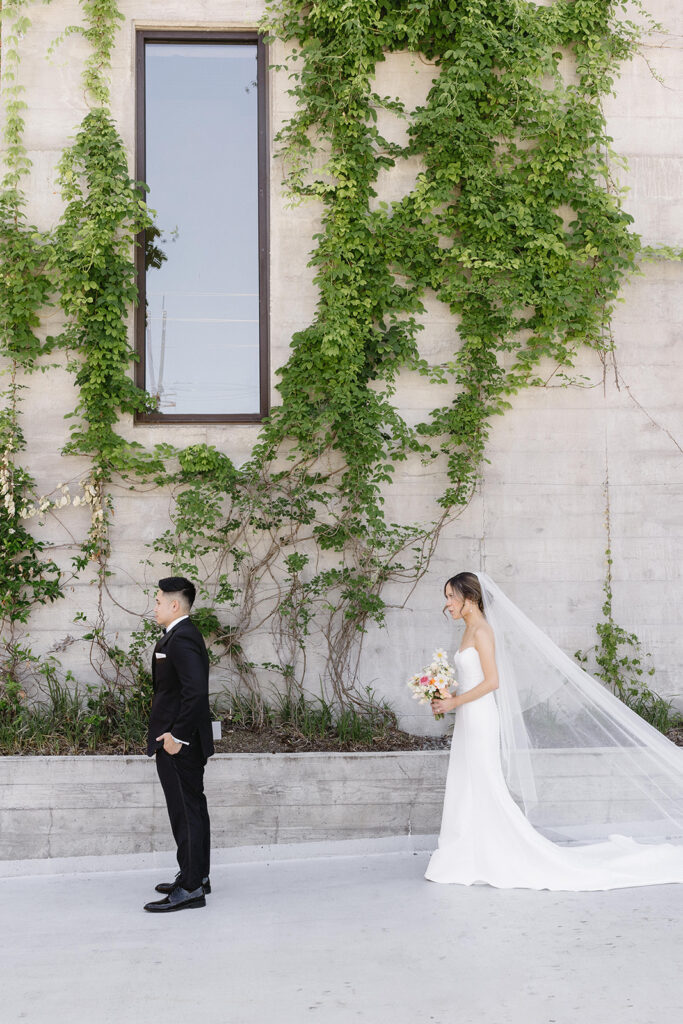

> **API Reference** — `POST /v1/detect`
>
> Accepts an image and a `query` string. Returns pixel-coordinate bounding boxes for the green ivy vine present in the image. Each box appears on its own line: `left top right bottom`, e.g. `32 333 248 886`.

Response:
0 0 673 716
48 0 160 560
575 482 681 733
262 0 646 517
0 0 61 684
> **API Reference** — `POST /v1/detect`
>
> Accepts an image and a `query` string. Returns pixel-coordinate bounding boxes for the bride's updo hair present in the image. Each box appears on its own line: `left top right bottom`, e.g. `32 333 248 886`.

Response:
444 571 485 613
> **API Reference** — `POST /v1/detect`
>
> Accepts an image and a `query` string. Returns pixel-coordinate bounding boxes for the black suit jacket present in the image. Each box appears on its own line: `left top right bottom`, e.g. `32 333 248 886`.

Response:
147 617 215 763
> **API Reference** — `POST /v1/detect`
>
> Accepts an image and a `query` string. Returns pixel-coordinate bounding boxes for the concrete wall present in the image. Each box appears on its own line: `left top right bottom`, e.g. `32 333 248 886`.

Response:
0 748 665 861
0 2 681 732
0 752 447 860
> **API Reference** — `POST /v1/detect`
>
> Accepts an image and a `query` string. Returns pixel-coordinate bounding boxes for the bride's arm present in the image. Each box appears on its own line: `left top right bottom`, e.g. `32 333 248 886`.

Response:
454 630 499 706
431 629 499 714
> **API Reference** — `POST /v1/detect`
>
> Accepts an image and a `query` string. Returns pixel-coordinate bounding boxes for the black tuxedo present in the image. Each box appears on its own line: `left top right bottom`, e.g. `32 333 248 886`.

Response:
147 617 214 761
147 617 213 891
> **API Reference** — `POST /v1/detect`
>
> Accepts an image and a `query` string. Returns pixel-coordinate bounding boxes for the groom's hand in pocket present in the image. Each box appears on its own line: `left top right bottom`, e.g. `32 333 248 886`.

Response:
157 732 182 755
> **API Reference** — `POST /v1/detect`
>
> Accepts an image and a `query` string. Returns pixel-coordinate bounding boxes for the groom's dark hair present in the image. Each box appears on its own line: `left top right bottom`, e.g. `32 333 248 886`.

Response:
158 576 196 609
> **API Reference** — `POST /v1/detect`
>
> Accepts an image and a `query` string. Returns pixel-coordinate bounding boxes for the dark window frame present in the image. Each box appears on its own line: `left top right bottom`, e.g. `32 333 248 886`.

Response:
134 29 270 423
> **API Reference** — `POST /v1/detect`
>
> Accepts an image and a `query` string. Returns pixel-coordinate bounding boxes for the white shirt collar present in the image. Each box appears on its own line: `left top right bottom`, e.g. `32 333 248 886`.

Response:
165 614 189 635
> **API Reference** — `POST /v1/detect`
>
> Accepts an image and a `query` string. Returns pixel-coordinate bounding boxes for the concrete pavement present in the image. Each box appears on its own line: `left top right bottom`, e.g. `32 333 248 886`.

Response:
2 841 682 1024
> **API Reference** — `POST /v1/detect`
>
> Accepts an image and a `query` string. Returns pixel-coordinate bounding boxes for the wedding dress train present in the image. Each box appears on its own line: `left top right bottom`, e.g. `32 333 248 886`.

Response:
425 646 683 890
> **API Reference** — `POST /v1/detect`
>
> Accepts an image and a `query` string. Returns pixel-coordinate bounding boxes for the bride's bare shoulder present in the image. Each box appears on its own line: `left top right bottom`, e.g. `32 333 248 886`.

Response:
474 622 495 650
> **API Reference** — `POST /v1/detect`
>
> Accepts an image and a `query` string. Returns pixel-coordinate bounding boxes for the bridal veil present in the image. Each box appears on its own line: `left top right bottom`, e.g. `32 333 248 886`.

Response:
475 572 683 845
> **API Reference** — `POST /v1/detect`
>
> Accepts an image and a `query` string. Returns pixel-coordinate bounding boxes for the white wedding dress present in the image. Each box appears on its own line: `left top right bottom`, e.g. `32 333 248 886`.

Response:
425 646 683 890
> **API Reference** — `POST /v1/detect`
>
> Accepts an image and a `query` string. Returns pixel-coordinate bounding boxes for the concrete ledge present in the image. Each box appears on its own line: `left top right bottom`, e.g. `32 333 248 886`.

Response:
1 749 669 864
0 751 449 862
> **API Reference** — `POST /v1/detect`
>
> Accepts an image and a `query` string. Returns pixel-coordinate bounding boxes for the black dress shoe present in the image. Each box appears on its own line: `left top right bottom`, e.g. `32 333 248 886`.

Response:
144 885 206 913
155 873 211 895
154 871 181 894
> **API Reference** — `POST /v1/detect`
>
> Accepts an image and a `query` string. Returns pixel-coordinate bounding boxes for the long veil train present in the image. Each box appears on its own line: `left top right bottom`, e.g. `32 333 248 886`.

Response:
476 571 683 846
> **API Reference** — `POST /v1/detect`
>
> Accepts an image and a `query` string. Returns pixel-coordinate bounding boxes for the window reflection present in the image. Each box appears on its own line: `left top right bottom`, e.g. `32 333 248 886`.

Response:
144 42 261 415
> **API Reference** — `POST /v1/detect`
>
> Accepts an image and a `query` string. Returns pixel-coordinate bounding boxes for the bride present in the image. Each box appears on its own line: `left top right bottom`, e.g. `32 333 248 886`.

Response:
425 571 683 890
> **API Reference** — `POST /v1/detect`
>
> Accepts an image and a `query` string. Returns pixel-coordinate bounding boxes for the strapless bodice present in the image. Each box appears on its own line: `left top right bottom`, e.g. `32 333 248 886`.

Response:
453 646 485 693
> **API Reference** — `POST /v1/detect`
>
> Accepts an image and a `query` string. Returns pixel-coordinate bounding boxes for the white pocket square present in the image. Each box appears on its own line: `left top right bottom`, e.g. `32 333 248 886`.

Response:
155 652 167 659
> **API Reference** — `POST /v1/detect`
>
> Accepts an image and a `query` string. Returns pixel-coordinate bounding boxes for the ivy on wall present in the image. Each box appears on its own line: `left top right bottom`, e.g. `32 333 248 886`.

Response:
48 0 161 542
0 0 670 712
0 0 61 675
263 0 645 516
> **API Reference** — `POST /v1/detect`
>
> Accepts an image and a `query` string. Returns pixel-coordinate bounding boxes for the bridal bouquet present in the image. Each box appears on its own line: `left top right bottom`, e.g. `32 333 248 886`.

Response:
407 649 457 720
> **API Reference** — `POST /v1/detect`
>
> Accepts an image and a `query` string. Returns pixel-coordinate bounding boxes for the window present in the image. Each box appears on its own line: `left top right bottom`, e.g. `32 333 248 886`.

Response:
135 31 268 421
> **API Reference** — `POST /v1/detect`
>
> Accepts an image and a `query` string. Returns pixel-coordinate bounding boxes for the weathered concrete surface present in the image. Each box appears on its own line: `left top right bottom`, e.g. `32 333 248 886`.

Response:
1 842 682 1024
0 752 447 860
1 750 670 862
0 1 681 732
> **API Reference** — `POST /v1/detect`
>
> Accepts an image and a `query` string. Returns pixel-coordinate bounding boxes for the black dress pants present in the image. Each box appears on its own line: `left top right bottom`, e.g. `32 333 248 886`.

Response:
156 744 210 892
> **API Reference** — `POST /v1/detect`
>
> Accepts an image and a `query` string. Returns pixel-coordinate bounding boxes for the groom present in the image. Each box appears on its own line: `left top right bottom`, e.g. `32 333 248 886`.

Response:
143 576 214 913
